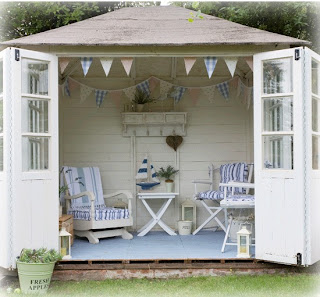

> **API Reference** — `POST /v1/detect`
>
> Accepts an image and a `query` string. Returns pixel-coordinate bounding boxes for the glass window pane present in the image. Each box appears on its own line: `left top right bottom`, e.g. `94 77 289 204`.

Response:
263 97 293 132
263 135 293 169
263 58 292 94
312 97 320 132
0 137 3 171
22 99 49 133
0 60 3 95
312 60 319 95
312 135 320 170
22 59 49 95
22 137 49 171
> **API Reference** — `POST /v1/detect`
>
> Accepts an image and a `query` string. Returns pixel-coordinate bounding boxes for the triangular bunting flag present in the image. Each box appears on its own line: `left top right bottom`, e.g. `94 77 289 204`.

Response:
160 80 173 96
64 78 70 97
80 57 93 76
69 78 79 91
80 85 93 103
149 76 159 93
245 57 253 71
189 88 200 106
202 86 215 103
100 58 113 77
170 86 187 104
204 57 217 78
230 76 239 89
137 80 150 96
184 57 197 75
110 90 123 108
95 89 107 108
217 82 229 100
121 57 133 76
59 58 70 74
224 57 238 77
123 86 136 102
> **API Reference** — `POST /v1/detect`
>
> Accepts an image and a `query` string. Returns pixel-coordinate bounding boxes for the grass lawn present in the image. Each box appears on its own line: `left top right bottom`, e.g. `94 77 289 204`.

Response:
1 274 320 297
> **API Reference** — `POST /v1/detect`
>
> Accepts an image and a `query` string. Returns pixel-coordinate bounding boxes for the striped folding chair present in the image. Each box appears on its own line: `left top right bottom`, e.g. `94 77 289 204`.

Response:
192 163 253 235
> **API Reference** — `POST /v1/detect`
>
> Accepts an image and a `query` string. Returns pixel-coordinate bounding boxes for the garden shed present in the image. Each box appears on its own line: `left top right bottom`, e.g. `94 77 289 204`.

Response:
0 5 319 273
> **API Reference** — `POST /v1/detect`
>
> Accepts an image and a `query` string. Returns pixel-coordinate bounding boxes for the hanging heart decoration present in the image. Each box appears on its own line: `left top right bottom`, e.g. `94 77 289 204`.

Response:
166 135 183 151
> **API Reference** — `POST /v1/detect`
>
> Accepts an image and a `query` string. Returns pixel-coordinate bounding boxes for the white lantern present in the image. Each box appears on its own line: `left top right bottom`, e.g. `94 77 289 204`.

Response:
237 225 252 258
59 224 72 260
181 200 196 232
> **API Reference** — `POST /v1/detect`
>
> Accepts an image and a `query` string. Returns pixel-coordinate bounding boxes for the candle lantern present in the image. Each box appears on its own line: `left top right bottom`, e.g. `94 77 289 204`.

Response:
181 200 196 232
59 223 72 260
237 225 252 258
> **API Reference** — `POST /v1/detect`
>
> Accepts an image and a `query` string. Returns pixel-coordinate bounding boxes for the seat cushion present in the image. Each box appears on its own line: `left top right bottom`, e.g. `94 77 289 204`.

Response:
68 206 130 221
196 190 229 200
219 163 249 193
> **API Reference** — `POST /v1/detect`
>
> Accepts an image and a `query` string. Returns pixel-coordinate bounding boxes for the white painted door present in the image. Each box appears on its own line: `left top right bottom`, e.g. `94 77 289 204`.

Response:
0 48 58 269
254 48 305 265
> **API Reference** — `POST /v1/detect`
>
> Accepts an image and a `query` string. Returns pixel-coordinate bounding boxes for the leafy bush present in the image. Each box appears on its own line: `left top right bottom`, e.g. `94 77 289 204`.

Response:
18 248 62 263
132 88 154 104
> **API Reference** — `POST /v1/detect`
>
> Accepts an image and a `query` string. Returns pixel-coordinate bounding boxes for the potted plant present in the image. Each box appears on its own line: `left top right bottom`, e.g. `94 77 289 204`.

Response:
16 248 62 294
132 88 154 112
156 165 179 192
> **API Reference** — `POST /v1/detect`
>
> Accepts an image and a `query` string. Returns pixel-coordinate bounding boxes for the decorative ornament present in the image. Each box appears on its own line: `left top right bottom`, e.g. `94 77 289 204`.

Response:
100 58 113 77
80 57 93 76
204 57 217 78
166 135 183 151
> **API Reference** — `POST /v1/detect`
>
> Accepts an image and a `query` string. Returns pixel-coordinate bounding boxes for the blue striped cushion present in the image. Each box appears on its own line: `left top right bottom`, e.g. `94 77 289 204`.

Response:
219 163 249 193
68 205 129 221
62 166 105 208
196 190 230 200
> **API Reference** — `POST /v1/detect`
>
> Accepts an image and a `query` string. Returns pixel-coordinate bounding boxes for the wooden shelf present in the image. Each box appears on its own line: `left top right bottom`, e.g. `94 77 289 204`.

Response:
121 112 187 137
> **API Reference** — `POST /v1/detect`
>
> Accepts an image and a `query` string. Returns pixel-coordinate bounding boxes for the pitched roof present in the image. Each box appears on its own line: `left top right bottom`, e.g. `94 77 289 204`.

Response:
2 5 309 47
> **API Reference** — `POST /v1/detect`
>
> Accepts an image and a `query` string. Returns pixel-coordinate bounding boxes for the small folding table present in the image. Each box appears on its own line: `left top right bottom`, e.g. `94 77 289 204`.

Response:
137 192 179 236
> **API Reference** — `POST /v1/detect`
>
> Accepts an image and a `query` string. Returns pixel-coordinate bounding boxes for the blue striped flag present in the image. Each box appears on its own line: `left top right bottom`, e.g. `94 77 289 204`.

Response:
95 89 107 108
171 86 187 104
80 57 93 76
204 57 218 78
217 81 229 100
137 80 150 96
64 78 70 97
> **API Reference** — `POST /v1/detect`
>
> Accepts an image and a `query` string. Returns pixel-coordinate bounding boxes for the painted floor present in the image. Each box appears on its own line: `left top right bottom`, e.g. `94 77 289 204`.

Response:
71 230 255 260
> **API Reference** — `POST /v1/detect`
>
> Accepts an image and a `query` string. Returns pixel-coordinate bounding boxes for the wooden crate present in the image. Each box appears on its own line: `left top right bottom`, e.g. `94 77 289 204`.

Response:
59 214 74 245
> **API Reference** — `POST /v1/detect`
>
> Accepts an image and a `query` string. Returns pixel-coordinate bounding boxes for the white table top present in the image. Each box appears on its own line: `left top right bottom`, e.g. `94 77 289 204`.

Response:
137 192 179 199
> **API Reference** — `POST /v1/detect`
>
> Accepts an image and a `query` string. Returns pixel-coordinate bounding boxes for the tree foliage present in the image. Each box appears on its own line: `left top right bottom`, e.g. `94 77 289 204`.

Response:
0 2 159 42
175 2 320 52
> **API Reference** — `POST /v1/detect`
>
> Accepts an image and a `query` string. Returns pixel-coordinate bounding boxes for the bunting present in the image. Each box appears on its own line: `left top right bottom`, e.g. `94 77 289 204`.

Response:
137 80 150 96
245 57 253 71
121 58 134 76
189 88 200 106
95 89 107 108
80 57 93 76
217 82 229 100
110 90 123 108
184 57 197 75
59 58 71 74
64 79 70 97
224 58 238 77
100 58 113 77
160 80 173 97
170 86 187 104
123 86 136 102
80 84 93 103
204 57 218 78
149 76 159 93
202 86 215 103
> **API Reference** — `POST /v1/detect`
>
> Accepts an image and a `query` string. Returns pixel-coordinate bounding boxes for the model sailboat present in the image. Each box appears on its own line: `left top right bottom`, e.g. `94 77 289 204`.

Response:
136 154 160 190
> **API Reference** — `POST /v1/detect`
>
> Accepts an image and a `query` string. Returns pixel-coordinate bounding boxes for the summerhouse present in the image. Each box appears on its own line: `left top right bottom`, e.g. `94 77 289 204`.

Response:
0 6 319 274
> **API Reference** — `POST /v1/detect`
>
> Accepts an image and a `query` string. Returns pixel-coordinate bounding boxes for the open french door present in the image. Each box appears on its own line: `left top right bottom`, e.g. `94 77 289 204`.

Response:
254 47 320 266
0 47 58 269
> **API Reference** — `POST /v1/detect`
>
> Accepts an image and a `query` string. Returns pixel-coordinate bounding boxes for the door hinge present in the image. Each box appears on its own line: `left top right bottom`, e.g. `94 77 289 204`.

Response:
296 253 302 265
15 49 20 61
295 49 300 61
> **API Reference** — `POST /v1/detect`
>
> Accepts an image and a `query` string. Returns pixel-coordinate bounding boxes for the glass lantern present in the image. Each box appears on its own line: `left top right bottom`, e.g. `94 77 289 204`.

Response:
181 200 196 232
59 224 72 260
237 225 252 258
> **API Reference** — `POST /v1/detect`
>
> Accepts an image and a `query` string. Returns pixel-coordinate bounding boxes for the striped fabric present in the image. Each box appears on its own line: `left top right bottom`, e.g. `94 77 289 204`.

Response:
137 80 150 96
171 86 187 104
204 57 217 78
80 57 93 76
196 163 248 201
219 163 248 193
217 81 229 100
68 205 129 221
95 89 107 108
135 156 148 180
64 78 70 97
62 166 105 208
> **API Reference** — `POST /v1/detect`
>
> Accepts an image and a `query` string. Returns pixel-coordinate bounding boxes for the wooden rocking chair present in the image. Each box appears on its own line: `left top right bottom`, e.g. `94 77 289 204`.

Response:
61 166 133 244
